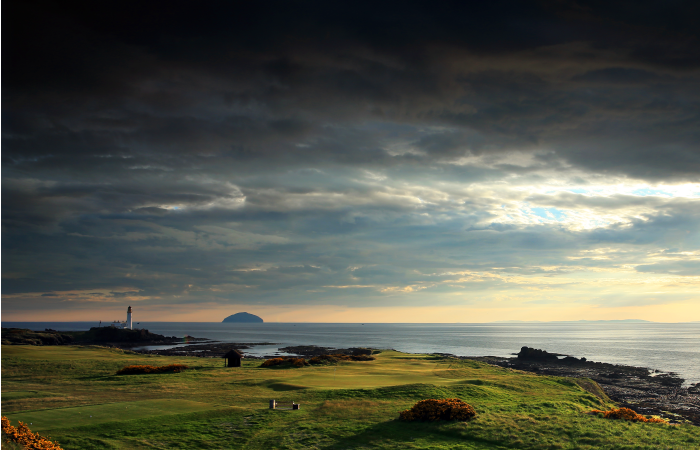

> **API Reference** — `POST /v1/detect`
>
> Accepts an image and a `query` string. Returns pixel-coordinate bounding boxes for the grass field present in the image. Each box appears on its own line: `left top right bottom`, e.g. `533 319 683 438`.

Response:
2 345 699 449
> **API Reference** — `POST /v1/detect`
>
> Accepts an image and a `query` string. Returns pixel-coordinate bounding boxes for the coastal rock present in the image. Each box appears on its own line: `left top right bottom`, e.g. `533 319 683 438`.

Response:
279 345 375 357
517 346 559 361
561 356 587 364
222 312 264 323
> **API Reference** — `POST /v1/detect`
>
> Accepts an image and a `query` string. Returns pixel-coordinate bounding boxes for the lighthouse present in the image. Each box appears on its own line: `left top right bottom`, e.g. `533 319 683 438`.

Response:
127 306 132 330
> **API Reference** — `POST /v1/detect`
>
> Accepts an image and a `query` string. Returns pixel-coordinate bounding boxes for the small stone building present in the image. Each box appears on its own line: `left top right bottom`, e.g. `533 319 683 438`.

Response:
223 349 243 367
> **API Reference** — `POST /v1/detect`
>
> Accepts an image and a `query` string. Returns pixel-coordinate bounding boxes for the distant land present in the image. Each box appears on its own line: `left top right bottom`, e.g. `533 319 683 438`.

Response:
1 326 189 346
492 319 653 323
222 312 264 323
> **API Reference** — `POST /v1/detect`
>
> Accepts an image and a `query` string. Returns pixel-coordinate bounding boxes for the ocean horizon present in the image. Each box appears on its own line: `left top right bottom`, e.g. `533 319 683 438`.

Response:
4 321 699 385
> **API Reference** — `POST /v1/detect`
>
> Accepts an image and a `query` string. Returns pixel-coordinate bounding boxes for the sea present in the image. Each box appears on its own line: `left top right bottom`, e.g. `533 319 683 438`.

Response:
4 321 699 385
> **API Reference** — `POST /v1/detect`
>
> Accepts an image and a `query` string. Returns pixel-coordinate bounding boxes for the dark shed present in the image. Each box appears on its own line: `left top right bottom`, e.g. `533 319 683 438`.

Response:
223 349 243 367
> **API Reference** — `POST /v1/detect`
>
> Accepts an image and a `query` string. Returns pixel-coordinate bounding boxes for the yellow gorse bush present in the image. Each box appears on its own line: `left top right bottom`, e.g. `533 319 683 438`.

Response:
590 407 666 423
260 357 308 368
399 398 477 422
116 364 188 375
2 416 64 450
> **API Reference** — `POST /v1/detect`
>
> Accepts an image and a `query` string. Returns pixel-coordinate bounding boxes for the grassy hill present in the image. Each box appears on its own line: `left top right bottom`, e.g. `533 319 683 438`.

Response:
2 345 698 449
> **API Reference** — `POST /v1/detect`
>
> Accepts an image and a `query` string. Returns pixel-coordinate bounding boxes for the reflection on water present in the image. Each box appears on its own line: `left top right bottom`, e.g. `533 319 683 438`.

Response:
130 343 194 351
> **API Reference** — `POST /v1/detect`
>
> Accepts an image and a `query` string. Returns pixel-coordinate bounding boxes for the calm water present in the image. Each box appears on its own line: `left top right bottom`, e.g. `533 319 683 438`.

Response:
4 321 699 384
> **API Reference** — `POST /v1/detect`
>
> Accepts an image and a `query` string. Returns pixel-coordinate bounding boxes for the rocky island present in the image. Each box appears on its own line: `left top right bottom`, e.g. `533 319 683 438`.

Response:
222 312 264 323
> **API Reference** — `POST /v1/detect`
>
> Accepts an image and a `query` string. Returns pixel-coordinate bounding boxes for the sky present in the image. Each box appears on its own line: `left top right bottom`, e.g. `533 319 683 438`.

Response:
3 1 700 322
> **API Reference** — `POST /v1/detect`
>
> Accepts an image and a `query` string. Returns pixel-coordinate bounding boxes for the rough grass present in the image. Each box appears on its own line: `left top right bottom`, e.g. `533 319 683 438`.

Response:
2 345 699 449
1 431 25 450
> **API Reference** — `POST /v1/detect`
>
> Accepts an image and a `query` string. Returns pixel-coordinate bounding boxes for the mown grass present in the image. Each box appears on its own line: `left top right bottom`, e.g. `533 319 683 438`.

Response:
2 345 699 449
10 399 232 431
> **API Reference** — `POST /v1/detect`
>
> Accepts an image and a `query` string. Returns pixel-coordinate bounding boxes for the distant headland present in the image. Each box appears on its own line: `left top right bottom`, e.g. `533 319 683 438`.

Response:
491 319 653 323
0 326 205 347
222 312 264 323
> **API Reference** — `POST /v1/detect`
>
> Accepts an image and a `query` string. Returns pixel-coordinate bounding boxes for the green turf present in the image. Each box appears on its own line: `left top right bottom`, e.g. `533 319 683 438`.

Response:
2 345 699 449
9 399 232 431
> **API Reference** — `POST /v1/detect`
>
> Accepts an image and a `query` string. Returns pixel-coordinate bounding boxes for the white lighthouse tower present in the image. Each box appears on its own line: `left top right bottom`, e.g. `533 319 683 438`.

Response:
127 306 132 330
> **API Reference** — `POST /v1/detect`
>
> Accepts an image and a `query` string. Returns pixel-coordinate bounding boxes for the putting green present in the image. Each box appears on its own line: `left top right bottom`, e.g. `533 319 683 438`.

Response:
266 353 487 389
7 399 231 431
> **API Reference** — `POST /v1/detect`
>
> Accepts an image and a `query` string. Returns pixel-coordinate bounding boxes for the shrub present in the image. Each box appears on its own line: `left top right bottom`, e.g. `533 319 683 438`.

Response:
261 353 375 368
2 416 64 450
260 357 308 368
589 407 666 423
308 354 376 365
399 398 477 422
116 364 188 375
309 354 344 364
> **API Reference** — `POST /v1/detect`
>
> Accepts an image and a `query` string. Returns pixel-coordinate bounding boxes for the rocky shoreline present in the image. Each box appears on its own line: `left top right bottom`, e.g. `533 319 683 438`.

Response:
131 341 277 357
127 343 374 358
459 347 700 426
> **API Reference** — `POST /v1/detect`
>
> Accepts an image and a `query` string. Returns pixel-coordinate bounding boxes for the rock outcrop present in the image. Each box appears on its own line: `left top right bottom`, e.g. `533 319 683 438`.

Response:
517 346 560 361
279 345 375 357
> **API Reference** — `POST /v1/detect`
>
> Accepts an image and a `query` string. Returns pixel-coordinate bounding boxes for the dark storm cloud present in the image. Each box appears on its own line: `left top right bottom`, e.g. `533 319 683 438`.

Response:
5 0 700 172
571 67 664 84
3 0 700 313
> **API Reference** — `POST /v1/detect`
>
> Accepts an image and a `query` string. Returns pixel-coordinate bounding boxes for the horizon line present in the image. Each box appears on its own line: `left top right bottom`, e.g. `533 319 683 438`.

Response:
4 319 700 324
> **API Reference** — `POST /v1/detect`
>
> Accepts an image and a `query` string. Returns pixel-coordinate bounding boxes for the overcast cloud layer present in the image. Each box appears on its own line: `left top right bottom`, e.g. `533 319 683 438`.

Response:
3 1 700 321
